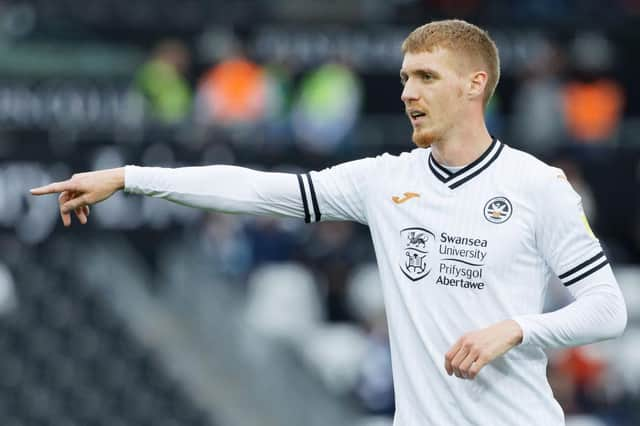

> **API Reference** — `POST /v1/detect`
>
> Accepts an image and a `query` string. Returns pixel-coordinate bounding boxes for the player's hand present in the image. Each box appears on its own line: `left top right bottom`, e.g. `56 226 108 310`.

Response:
30 168 125 227
444 319 523 380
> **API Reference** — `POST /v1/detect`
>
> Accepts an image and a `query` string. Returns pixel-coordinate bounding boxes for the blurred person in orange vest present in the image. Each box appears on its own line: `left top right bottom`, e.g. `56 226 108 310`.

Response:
563 78 624 144
563 33 625 144
196 55 268 126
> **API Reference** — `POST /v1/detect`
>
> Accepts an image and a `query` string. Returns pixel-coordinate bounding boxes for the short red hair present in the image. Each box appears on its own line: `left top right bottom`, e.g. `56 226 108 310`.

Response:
402 19 500 108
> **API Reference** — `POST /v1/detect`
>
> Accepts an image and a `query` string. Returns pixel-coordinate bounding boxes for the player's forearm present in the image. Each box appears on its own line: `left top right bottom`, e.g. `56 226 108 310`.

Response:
124 165 305 218
513 269 627 348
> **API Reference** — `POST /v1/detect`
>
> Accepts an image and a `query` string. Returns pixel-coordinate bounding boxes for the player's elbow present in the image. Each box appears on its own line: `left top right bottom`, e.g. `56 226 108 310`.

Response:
601 291 627 340
580 281 628 342
609 295 628 339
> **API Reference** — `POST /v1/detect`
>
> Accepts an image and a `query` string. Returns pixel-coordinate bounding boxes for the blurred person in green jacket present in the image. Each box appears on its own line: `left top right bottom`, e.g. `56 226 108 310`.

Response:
135 39 192 124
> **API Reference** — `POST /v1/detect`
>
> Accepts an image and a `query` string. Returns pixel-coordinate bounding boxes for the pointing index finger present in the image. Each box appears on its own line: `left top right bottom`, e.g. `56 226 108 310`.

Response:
30 181 74 196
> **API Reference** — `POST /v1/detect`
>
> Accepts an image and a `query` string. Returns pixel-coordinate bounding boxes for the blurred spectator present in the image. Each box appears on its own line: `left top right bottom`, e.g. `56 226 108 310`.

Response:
135 39 193 124
347 264 394 414
199 213 253 282
563 33 625 144
301 221 369 322
563 77 625 144
262 61 295 141
557 348 606 402
196 56 268 126
548 346 621 423
292 62 363 154
355 329 394 415
511 42 566 155
245 217 298 266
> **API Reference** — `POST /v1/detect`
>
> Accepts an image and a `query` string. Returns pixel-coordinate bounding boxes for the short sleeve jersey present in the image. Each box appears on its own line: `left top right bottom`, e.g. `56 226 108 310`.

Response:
299 138 608 426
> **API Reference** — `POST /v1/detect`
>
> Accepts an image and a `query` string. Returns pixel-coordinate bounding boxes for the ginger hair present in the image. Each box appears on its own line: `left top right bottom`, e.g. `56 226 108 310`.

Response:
402 19 500 108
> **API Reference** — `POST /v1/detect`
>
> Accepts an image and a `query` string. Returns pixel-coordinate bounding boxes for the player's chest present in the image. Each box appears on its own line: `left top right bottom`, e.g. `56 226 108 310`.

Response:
374 185 536 282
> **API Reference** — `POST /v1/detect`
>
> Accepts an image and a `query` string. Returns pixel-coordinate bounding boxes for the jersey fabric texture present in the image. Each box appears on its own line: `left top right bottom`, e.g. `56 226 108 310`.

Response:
125 139 626 426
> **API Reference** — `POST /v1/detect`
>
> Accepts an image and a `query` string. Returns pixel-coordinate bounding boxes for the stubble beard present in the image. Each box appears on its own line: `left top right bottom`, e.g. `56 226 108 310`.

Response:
412 126 438 148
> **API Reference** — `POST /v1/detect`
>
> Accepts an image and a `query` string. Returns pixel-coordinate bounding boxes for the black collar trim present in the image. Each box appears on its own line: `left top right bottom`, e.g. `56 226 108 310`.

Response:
427 138 503 189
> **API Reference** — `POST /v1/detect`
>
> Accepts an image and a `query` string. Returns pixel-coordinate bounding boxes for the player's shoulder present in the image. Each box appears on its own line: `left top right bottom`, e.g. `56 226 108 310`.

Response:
372 147 427 168
501 144 565 182
324 149 424 183
501 144 574 202
342 148 426 181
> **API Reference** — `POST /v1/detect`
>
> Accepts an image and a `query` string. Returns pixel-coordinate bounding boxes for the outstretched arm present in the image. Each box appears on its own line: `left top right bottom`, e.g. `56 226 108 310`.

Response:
30 165 307 226
122 165 305 217
31 158 379 226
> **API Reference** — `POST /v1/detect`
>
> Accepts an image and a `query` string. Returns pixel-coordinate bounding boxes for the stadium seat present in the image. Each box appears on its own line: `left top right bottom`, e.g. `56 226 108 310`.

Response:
300 323 369 395
244 262 323 346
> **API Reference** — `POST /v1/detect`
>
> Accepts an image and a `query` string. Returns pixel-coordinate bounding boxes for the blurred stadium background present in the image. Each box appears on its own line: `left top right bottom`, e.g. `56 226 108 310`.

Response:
1 0 640 425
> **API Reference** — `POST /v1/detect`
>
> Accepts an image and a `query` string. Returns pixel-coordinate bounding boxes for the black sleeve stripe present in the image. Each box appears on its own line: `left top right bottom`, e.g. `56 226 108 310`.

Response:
297 174 311 223
558 251 605 279
563 260 609 286
305 172 321 222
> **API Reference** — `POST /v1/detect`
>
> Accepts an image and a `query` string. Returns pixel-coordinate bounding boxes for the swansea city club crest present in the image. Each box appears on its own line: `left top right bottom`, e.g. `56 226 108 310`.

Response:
400 227 435 281
483 196 512 224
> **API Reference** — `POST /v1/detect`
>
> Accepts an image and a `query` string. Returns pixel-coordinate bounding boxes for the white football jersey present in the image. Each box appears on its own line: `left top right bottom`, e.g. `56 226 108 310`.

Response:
125 138 625 426
301 138 612 426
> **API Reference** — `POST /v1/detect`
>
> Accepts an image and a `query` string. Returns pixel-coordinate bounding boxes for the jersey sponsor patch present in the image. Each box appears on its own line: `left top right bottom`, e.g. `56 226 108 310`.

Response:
483 196 512 224
400 227 435 281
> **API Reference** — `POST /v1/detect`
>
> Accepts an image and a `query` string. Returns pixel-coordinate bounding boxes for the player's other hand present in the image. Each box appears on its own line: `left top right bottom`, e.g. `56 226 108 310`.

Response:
444 319 523 380
30 167 125 227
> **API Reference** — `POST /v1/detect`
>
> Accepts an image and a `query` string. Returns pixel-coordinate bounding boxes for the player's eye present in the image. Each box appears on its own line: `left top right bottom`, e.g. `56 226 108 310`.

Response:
422 73 433 81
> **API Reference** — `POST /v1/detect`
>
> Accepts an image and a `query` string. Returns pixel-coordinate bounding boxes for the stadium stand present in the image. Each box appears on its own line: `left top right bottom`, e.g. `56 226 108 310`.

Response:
0 260 213 426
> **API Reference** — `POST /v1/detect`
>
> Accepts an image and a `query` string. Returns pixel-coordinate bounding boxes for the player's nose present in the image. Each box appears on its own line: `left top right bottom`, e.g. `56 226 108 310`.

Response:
401 81 419 103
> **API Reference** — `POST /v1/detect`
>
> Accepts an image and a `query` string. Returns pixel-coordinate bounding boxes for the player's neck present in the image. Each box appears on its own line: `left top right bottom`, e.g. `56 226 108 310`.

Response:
430 124 493 168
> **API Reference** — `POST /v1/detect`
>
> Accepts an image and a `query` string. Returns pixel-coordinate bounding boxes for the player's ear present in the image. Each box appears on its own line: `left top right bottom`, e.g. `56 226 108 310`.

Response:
467 70 488 101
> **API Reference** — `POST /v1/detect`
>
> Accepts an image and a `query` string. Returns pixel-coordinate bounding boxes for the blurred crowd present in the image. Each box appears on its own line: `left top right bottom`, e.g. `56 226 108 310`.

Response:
132 28 630 156
134 37 363 155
